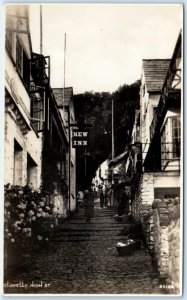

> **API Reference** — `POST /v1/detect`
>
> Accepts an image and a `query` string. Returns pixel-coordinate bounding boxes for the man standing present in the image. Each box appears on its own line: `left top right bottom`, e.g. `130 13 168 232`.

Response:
84 188 95 223
99 186 104 209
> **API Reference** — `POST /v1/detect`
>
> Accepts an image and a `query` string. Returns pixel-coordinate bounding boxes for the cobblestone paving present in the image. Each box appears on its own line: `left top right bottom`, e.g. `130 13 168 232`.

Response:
4 202 166 295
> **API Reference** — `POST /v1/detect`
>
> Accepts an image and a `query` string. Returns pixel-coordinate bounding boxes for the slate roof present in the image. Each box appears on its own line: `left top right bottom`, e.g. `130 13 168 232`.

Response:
143 59 170 92
53 87 73 106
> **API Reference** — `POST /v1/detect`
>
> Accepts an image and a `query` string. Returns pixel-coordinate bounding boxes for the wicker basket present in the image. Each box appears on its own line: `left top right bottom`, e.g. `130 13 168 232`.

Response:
116 242 136 256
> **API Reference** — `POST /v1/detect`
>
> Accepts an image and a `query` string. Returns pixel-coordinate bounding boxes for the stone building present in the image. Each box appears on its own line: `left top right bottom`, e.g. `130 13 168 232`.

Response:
4 5 72 219
93 159 109 191
53 87 77 213
5 5 42 189
127 31 182 293
41 86 69 218
131 31 181 222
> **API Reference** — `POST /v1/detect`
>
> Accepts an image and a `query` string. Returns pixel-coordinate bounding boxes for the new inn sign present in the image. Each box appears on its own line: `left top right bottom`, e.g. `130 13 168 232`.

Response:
72 129 89 147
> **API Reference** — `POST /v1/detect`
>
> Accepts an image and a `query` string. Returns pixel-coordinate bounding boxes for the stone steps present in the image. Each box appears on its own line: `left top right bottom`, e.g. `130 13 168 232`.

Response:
55 231 121 236
53 237 128 242
4 205 164 295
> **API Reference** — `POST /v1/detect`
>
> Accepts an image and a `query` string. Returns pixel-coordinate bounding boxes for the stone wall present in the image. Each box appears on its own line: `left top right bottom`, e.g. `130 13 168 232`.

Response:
152 200 169 277
167 197 180 294
142 210 154 254
131 173 181 294
131 176 142 223
132 173 154 219
152 197 181 294
131 173 154 250
141 173 154 209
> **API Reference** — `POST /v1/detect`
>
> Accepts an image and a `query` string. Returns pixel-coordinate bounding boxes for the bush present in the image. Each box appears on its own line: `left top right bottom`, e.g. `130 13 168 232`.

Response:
4 184 56 251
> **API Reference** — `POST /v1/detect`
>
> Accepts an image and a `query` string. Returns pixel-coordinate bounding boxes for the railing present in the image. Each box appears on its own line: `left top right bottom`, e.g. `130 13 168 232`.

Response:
160 142 180 171
30 55 50 92
29 54 50 133
142 142 180 172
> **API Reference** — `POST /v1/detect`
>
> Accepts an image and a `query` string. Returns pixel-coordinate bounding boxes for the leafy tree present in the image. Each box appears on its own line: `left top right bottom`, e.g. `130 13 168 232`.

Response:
73 80 140 189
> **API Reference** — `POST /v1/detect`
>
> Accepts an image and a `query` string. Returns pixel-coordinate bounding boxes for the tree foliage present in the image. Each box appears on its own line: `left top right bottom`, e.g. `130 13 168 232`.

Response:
73 80 140 189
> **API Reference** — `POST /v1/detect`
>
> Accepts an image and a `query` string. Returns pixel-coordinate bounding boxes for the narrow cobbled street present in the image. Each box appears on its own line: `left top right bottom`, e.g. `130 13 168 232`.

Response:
5 200 165 295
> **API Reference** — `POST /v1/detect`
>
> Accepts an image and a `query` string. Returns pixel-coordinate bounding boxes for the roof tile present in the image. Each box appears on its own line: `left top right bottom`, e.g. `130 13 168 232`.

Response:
143 59 170 92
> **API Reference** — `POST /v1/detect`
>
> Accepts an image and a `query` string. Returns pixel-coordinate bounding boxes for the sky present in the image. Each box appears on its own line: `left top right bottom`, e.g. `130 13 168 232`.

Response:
29 4 182 94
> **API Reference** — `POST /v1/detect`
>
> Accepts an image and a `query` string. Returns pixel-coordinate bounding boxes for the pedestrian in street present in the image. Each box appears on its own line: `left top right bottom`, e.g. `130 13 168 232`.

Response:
52 187 61 225
77 190 84 208
107 186 112 206
99 186 104 208
84 188 95 223
104 187 108 207
113 185 119 212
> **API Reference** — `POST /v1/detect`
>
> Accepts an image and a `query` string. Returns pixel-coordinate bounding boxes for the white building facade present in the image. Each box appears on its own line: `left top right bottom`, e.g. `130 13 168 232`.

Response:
5 5 42 189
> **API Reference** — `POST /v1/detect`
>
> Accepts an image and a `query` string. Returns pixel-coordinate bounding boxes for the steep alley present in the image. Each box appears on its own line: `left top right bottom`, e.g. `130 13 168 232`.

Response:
4 200 166 295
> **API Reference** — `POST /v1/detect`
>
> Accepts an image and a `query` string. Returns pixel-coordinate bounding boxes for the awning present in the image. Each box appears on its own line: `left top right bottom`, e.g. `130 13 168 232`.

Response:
117 178 132 186
108 150 129 168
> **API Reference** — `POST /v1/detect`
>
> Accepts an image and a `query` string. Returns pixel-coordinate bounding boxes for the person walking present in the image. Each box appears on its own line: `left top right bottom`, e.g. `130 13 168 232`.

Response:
104 187 108 207
99 187 104 208
107 186 112 207
77 190 84 208
52 186 61 225
84 188 95 223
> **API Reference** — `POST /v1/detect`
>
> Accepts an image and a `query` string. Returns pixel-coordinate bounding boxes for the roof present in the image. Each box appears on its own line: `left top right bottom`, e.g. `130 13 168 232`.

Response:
108 150 128 168
143 59 170 92
53 87 73 107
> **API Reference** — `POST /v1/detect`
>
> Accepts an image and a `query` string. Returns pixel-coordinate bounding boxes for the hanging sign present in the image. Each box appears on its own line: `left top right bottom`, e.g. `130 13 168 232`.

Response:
72 129 89 147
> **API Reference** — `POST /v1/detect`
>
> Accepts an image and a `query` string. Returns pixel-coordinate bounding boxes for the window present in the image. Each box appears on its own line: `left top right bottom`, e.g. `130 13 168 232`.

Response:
23 50 30 88
27 154 38 188
13 140 23 186
161 120 170 168
172 117 181 158
154 188 180 200
16 37 22 73
161 116 180 170
16 37 30 88
30 93 45 132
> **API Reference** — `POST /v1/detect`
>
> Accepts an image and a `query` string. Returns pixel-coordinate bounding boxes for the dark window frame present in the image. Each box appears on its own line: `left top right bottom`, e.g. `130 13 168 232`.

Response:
16 36 30 89
172 116 181 158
